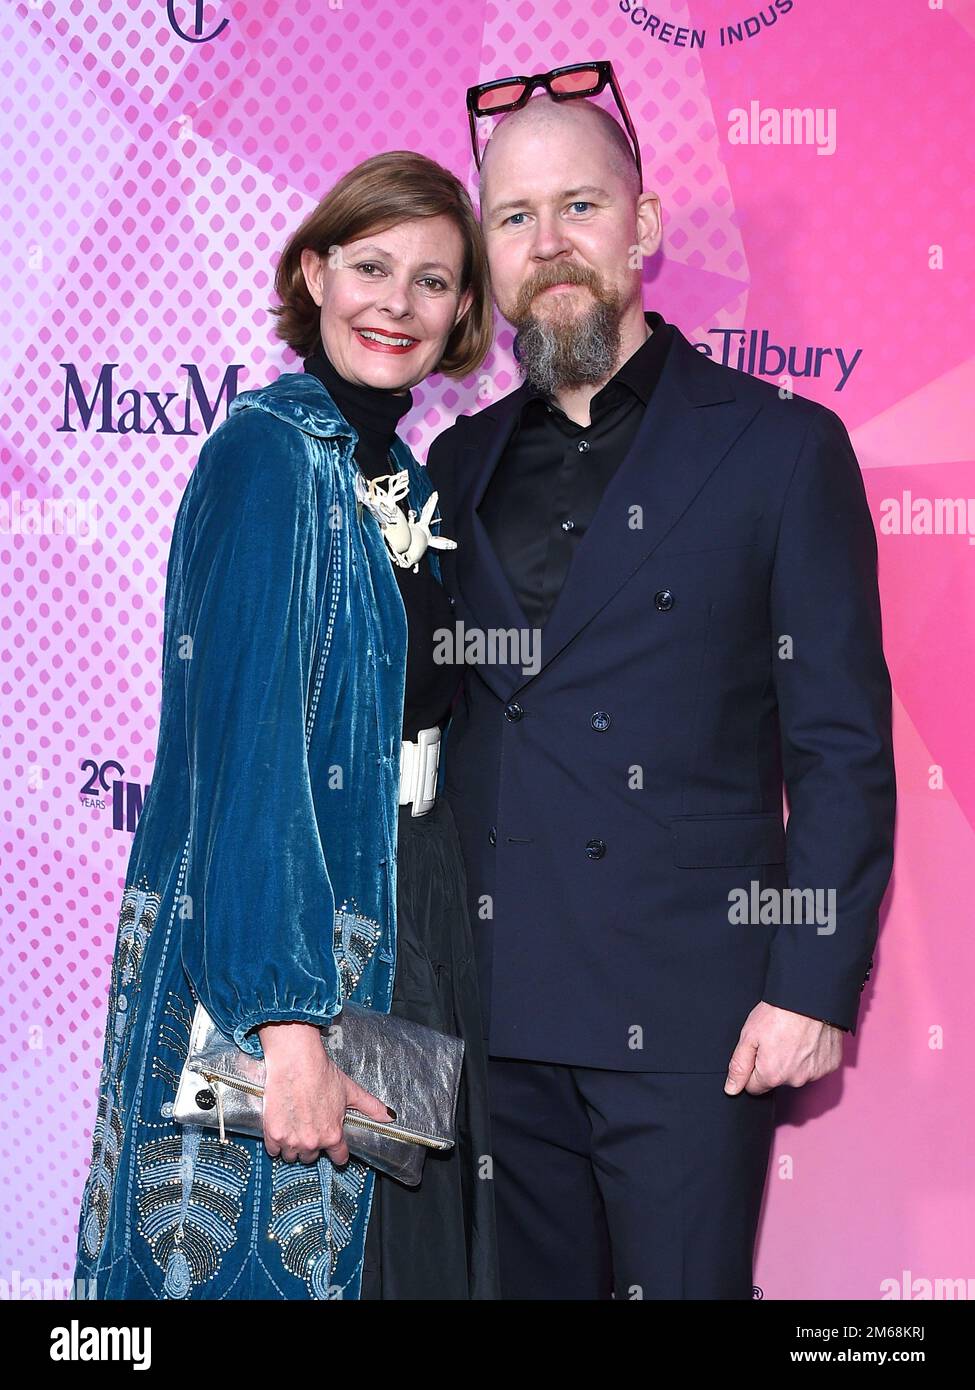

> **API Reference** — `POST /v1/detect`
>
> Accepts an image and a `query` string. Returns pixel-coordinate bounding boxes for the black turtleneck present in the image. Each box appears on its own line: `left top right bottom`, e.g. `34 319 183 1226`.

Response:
303 341 460 741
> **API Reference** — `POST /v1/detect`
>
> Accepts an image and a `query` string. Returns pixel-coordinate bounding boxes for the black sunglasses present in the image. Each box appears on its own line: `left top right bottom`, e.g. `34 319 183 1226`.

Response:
466 61 643 191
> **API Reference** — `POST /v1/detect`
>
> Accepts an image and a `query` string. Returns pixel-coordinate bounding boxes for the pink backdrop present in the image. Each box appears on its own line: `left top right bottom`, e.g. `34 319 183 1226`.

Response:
2 0 973 1299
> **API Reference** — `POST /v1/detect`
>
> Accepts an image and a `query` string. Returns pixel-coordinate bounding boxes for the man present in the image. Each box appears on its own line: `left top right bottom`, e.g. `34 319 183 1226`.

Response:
425 77 896 1300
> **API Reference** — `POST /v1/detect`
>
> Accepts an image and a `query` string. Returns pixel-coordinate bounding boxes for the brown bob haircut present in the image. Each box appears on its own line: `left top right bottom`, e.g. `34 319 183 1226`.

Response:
271 151 493 379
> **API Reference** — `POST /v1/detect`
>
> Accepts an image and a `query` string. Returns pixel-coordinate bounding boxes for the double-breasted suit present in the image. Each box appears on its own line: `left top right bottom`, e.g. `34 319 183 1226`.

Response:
426 321 896 1075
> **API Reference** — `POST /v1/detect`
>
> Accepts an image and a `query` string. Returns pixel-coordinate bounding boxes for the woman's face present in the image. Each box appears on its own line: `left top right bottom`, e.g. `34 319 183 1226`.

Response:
301 216 474 392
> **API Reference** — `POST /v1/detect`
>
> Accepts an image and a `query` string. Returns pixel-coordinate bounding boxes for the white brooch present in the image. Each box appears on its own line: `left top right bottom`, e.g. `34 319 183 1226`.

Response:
354 468 457 571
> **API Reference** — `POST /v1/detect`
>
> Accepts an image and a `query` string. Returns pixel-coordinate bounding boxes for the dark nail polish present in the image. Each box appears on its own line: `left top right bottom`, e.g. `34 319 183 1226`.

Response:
386 1105 397 1120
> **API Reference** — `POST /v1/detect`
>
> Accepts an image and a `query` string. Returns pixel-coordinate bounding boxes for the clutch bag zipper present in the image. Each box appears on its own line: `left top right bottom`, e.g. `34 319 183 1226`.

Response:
342 1111 451 1150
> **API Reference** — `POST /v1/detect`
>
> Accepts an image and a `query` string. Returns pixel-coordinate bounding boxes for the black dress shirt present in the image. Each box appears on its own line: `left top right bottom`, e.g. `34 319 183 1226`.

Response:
303 342 460 740
477 310 674 629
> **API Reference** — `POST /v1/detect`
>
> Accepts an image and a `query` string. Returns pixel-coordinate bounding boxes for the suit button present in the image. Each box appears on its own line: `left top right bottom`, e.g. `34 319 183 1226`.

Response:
591 711 611 732
488 826 497 845
504 702 524 722
585 838 606 860
654 589 675 611
447 595 456 607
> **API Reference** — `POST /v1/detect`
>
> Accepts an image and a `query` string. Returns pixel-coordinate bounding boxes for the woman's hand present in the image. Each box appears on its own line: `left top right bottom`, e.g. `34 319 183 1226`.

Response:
256 1021 394 1165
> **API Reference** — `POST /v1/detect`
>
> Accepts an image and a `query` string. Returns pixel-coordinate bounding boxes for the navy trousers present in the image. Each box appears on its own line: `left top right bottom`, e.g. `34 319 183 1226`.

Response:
486 1057 776 1300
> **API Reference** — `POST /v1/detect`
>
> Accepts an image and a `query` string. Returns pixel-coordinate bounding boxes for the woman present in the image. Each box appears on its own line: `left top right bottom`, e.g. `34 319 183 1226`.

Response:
72 151 499 1299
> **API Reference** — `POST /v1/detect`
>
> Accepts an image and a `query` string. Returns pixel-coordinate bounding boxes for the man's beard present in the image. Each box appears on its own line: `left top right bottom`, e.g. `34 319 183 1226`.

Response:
510 267 623 396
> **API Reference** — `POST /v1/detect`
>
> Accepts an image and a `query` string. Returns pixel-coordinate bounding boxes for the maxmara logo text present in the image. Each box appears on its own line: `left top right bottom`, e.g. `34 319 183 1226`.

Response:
56 363 245 436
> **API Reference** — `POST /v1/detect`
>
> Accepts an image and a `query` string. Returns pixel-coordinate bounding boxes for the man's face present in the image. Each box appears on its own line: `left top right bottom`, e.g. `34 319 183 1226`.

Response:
479 110 653 362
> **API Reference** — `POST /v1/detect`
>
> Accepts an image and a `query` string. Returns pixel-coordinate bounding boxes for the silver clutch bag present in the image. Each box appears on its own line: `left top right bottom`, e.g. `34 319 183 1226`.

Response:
172 999 464 1187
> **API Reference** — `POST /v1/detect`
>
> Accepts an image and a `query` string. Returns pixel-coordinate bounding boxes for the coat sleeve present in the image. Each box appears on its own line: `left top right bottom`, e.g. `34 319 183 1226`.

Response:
177 409 342 1057
761 405 896 1032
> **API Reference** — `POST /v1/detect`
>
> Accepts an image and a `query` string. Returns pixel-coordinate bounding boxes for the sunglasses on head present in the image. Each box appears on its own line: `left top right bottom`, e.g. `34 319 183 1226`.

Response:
466 60 643 191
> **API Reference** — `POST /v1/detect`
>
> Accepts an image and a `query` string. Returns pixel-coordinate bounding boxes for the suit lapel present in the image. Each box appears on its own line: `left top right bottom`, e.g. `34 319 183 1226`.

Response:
451 326 761 701
538 330 761 670
452 380 535 644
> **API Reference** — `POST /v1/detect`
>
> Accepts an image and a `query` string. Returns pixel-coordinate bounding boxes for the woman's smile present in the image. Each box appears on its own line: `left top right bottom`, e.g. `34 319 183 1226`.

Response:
353 324 421 355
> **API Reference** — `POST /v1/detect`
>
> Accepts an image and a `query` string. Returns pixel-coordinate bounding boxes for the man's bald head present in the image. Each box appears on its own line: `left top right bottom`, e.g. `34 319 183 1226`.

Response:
478 94 641 208
473 89 661 398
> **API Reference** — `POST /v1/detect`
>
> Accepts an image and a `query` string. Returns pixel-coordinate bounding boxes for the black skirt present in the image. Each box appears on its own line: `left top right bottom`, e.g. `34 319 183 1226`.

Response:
359 794 501 1299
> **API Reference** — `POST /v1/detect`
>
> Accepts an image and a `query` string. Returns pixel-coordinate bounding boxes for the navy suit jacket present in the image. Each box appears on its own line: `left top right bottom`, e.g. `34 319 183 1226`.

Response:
426 322 896 1070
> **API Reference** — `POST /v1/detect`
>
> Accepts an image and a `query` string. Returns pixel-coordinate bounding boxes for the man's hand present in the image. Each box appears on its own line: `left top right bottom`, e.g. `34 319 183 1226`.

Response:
724 1001 844 1095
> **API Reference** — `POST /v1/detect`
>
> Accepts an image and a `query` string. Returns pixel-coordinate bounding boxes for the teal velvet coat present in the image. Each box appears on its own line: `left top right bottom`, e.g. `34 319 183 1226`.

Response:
73 371 441 1299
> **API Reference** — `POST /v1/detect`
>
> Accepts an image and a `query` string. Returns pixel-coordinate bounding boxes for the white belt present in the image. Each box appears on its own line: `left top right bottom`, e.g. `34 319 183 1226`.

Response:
399 726 441 816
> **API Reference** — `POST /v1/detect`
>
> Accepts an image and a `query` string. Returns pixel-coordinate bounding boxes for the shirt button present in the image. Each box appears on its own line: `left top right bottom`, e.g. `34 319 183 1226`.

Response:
591 711 611 731
504 701 524 722
585 838 607 860
577 439 590 452
488 826 497 846
561 519 575 532
654 589 675 611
